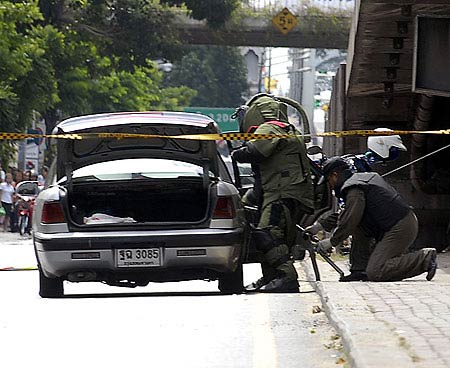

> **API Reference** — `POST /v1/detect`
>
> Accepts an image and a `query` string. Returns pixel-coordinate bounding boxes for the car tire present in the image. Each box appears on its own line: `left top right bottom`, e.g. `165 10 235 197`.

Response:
39 268 64 298
218 263 244 294
19 215 28 236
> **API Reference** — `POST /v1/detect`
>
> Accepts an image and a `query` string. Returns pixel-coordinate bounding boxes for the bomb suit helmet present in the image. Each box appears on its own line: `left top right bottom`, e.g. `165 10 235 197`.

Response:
232 93 288 133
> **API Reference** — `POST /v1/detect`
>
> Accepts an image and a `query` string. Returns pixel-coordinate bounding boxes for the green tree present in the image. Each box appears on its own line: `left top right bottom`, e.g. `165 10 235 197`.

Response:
165 46 248 107
0 0 60 163
74 0 181 69
34 0 198 163
38 29 195 164
161 0 239 27
0 0 242 165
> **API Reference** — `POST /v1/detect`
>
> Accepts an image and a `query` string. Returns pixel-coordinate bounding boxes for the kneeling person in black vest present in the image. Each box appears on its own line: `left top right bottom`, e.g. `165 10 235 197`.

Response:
315 157 437 282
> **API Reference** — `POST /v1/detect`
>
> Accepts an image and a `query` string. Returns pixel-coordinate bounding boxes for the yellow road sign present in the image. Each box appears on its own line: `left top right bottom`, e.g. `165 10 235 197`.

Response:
272 8 298 35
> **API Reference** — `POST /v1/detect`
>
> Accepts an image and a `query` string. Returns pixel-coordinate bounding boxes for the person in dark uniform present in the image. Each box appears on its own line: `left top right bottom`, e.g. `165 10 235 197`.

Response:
315 157 437 282
231 95 315 293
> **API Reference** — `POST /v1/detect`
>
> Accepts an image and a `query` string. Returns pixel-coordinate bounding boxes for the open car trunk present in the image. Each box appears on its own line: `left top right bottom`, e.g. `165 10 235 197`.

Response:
66 177 211 226
52 112 223 228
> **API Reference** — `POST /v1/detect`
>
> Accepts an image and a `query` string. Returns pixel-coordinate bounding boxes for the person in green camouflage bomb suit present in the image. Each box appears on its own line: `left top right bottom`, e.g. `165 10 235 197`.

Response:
231 94 314 293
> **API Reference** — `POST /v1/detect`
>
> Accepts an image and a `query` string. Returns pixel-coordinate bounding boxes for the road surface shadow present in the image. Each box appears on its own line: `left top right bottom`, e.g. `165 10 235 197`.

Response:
62 291 225 298
59 290 315 299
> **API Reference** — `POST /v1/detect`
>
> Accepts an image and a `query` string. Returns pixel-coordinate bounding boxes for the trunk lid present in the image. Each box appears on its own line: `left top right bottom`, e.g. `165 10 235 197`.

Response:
54 112 220 181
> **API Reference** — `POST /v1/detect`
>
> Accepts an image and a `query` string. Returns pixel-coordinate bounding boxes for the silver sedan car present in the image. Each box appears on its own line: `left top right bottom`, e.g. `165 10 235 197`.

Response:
33 112 246 297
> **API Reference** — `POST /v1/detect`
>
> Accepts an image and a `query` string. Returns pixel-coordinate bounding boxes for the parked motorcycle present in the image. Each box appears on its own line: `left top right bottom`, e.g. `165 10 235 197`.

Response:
15 181 40 236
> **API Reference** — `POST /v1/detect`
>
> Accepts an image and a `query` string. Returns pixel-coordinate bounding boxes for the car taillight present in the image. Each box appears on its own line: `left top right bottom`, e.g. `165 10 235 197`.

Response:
41 202 66 224
212 197 235 219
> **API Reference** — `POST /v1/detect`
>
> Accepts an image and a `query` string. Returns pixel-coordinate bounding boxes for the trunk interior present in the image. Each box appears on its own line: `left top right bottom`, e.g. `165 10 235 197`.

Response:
66 177 211 225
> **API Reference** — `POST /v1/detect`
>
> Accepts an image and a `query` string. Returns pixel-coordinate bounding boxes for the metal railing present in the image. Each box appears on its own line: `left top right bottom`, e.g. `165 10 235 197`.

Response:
242 0 354 13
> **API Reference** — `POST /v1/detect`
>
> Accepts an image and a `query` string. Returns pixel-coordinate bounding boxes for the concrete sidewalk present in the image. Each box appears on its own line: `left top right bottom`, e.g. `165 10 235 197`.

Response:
298 248 450 368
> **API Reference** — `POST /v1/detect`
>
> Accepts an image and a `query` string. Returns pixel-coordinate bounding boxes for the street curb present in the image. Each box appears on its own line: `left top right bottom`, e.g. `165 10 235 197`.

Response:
299 259 420 368
299 261 366 368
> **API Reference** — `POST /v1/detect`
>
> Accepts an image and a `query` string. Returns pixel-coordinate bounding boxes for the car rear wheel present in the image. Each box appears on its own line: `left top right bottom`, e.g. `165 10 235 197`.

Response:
218 263 244 294
39 268 64 298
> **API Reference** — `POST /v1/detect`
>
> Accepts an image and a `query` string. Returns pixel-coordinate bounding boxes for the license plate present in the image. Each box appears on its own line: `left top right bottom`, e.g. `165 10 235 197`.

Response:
116 248 161 268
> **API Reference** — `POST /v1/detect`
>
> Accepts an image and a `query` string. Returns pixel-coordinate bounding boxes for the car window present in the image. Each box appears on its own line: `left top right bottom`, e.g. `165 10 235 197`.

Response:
58 158 212 183
220 152 254 188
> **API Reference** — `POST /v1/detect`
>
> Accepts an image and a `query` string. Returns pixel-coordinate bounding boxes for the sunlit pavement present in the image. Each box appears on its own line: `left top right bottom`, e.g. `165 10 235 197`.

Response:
298 248 450 368
0 231 349 368
0 231 36 269
4 230 450 367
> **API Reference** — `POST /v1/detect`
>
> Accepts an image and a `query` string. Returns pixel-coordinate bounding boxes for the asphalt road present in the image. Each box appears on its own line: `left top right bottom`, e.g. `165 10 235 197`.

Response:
0 232 347 368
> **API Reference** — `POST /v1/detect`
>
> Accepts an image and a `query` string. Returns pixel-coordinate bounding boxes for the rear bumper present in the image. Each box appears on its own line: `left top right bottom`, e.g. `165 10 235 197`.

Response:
34 228 243 279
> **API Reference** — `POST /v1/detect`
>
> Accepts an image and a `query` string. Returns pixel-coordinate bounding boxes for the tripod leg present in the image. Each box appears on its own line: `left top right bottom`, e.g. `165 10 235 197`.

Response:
318 250 345 278
308 249 321 281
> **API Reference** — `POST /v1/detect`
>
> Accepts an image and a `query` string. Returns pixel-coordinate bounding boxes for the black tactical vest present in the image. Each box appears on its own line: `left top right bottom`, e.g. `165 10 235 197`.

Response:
341 172 410 239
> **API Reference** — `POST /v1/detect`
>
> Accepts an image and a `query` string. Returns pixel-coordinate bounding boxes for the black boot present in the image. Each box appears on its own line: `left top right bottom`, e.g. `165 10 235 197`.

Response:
339 271 368 282
425 248 437 281
245 277 269 292
258 277 300 293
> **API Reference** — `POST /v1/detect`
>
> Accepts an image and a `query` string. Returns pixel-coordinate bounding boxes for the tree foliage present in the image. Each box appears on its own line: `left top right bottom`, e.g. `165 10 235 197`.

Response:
165 46 248 107
74 0 181 68
161 0 239 27
0 0 242 166
0 0 59 162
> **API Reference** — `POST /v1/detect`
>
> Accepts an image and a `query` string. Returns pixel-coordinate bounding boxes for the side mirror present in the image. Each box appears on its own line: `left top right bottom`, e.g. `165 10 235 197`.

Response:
307 145 323 155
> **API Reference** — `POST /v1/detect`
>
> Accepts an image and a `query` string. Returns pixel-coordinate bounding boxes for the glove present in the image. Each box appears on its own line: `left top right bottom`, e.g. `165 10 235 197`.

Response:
320 212 339 232
305 221 323 235
316 238 333 252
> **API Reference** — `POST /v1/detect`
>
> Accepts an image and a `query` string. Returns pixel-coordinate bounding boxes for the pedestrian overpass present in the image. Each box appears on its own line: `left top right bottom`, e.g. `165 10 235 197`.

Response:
174 9 351 49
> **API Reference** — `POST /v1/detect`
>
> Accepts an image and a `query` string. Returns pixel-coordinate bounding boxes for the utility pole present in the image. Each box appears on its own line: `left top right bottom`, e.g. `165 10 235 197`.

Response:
258 48 266 93
267 47 272 93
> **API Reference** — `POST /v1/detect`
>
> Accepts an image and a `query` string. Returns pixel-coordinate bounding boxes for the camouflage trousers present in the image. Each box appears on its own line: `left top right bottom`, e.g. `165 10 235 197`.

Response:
257 198 304 281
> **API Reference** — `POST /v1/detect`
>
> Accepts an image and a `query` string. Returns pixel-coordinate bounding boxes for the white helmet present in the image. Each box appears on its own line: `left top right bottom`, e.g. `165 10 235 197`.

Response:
367 128 407 159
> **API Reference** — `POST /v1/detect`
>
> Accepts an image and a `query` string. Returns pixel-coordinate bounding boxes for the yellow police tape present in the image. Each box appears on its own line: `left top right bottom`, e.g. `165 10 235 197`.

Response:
0 266 38 271
0 128 447 271
0 129 449 141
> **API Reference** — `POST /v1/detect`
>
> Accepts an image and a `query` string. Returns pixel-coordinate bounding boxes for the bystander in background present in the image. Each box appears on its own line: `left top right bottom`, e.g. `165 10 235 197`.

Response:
38 166 48 187
0 161 5 182
0 173 15 232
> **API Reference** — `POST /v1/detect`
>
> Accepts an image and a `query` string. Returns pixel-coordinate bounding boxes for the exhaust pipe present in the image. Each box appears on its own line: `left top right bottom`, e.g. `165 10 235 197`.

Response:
67 271 97 282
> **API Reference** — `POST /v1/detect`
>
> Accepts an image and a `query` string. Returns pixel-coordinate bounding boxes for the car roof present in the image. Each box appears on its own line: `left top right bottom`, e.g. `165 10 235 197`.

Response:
54 111 218 134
